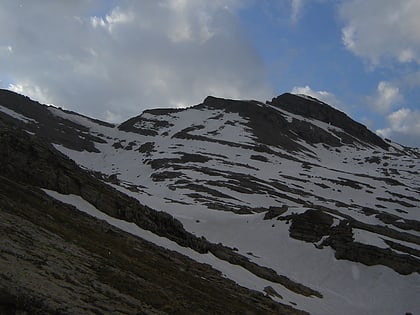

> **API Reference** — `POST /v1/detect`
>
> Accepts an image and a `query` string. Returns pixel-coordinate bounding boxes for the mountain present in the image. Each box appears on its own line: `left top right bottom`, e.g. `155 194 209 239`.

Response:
0 88 419 315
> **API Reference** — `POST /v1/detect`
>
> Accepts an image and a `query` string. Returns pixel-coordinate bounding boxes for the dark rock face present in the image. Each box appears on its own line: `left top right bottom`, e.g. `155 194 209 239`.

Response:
264 206 288 220
149 153 211 170
0 89 109 152
269 93 389 149
280 208 420 275
262 201 420 276
200 95 388 151
137 141 156 155
0 124 202 250
288 210 334 243
324 221 420 275
200 96 306 151
118 109 180 135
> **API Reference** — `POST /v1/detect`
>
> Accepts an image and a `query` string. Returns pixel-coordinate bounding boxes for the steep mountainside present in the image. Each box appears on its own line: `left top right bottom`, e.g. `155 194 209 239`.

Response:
1 88 419 315
0 113 304 315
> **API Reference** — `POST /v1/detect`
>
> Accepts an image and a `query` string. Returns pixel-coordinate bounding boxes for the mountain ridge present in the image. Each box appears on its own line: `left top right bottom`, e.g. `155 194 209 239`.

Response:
269 93 390 149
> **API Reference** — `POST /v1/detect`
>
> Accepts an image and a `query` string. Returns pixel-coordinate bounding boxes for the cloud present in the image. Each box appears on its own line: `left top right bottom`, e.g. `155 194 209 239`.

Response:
8 82 53 106
339 1 419 147
369 81 403 114
291 85 343 109
339 0 420 65
376 108 420 147
290 0 304 23
0 0 271 121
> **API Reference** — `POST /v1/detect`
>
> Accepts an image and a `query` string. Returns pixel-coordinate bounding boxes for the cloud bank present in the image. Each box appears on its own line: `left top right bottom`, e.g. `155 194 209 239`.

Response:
0 0 271 122
339 0 420 65
339 0 420 146
377 108 420 148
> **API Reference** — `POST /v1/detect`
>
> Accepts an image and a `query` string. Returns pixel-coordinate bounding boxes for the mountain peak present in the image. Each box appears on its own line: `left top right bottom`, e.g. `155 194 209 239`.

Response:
269 93 390 149
269 93 346 122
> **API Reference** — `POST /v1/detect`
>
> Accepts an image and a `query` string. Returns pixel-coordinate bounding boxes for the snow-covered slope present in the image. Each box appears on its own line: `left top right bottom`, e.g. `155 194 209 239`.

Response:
1 89 419 315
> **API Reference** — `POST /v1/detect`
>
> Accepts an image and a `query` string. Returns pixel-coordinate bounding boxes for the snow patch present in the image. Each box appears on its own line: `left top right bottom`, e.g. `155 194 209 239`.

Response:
0 105 37 123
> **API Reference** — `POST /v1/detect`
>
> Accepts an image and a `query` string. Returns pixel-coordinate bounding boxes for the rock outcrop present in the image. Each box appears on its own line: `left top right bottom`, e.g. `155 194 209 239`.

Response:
275 209 420 275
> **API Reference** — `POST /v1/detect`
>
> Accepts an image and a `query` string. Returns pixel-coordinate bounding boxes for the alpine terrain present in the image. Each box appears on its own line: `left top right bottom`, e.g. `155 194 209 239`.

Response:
0 88 419 314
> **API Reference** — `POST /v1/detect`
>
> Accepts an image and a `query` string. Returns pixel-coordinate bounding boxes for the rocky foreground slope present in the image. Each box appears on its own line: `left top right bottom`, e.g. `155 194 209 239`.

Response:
0 119 304 314
0 89 419 314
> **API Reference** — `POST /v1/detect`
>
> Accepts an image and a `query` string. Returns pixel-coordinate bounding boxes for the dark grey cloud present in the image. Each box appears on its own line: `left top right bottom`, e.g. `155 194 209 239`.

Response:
0 0 272 122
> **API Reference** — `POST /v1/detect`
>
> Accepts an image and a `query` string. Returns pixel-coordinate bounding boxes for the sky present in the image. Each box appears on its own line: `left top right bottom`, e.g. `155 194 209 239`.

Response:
1 0 419 147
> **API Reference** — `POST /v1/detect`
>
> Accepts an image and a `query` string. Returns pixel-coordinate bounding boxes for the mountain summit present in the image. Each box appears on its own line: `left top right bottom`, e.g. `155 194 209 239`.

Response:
270 93 389 149
1 89 419 315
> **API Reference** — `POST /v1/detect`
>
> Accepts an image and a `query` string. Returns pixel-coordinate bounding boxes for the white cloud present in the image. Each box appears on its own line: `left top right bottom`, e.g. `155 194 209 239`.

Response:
291 85 343 109
0 0 271 122
8 82 53 106
104 110 122 124
290 0 303 24
90 7 135 34
341 25 356 51
376 108 420 147
339 0 420 65
369 81 403 114
398 48 416 63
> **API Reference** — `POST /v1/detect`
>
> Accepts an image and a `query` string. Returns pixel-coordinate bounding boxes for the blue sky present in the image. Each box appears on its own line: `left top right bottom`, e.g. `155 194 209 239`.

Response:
0 0 419 147
238 1 420 147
